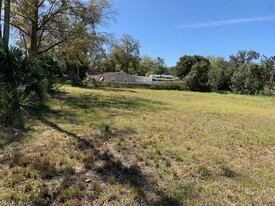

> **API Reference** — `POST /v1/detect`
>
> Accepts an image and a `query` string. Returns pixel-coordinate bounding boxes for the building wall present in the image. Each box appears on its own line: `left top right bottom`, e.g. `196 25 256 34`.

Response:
104 73 136 83
135 76 152 83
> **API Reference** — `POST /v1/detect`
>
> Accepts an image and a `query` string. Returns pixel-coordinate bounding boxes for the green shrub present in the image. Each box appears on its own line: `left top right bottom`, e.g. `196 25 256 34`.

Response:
0 47 48 127
149 81 188 91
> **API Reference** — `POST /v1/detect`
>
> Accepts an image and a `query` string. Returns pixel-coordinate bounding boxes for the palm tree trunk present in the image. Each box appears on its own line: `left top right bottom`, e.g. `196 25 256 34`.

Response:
3 0 11 50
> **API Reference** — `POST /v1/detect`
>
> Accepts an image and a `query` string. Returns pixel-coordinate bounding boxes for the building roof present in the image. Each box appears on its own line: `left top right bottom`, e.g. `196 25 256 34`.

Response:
149 74 174 78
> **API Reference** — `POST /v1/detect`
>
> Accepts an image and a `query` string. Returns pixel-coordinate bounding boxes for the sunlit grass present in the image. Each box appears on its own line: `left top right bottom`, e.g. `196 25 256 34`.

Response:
0 85 274 205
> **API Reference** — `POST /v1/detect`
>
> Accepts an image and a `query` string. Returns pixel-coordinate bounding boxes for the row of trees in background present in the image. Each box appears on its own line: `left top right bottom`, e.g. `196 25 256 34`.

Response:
90 36 274 96
91 40 274 96
173 51 275 95
91 34 169 76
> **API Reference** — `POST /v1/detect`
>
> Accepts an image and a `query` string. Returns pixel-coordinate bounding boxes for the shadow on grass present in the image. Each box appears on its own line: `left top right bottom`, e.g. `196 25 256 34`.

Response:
1 88 183 205
54 91 164 112
0 127 17 149
34 114 181 205
0 126 27 149
71 84 138 93
31 91 180 205
0 88 162 149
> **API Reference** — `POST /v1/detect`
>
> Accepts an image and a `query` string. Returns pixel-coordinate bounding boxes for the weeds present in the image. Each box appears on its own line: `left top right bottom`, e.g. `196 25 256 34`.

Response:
59 183 85 203
88 182 103 201
219 163 237 178
197 166 212 179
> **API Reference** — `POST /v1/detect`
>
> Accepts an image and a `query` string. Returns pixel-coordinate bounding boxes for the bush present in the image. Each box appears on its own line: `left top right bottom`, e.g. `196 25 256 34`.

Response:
259 85 275 96
0 47 48 127
208 57 232 91
149 81 188 91
231 64 274 95
0 86 25 126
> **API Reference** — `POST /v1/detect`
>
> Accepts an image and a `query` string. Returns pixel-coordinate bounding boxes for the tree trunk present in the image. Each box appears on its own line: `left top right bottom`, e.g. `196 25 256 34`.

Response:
29 0 39 55
3 0 10 50
0 0 3 47
77 67 80 82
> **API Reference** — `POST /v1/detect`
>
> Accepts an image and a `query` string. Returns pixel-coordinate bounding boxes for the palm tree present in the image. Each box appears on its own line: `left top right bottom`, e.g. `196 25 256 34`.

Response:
0 48 47 127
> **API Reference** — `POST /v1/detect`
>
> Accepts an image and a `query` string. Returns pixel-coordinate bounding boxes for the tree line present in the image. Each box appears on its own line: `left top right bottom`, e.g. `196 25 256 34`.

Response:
172 51 275 95
91 37 275 96
90 34 168 76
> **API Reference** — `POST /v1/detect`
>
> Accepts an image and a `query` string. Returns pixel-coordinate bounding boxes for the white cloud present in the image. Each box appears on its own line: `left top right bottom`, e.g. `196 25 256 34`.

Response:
177 15 275 29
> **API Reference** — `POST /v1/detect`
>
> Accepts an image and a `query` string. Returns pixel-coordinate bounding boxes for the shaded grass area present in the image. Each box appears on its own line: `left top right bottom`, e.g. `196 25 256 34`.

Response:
0 127 17 149
0 86 274 205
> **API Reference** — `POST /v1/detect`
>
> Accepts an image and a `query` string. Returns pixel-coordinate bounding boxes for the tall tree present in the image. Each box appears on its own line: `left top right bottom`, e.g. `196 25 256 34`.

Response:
185 60 211 92
3 0 10 49
229 50 260 67
139 55 155 76
11 0 116 55
0 0 2 45
174 55 210 79
153 57 168 75
54 34 92 84
109 34 140 74
140 56 168 76
208 56 231 91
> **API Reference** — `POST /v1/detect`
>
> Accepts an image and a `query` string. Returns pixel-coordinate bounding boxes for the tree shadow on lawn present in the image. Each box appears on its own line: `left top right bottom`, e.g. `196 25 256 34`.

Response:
0 90 185 205
0 126 24 149
30 91 182 205
53 88 165 113
35 114 182 205
0 119 34 149
71 84 138 93
0 88 163 150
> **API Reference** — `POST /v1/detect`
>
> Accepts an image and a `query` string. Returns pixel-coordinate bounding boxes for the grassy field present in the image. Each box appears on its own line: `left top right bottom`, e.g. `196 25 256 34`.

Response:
0 85 274 205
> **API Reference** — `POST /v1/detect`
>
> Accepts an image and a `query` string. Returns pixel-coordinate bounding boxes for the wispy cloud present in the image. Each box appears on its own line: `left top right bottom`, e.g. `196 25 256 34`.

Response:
177 15 275 29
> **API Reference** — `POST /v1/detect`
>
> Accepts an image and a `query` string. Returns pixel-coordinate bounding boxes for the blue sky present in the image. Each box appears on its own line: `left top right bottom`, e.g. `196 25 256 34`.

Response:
104 0 275 66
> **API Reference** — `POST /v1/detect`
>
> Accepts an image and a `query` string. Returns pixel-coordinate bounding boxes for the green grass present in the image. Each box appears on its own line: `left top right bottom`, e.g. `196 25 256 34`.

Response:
0 85 274 205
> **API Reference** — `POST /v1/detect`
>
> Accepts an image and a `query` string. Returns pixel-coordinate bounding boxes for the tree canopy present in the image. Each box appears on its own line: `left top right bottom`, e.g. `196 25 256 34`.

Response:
109 34 141 74
174 55 210 80
10 0 116 55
